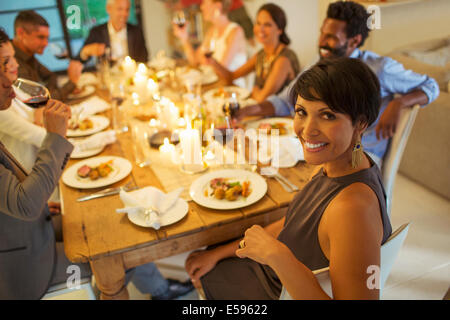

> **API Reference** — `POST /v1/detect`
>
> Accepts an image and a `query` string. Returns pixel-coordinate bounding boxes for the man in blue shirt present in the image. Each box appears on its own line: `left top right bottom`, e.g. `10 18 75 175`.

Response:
234 1 439 166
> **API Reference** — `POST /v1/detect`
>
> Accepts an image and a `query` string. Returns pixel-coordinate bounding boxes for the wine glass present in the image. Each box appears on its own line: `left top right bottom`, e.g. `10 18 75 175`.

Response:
204 38 215 59
173 10 186 28
49 42 69 60
13 78 50 109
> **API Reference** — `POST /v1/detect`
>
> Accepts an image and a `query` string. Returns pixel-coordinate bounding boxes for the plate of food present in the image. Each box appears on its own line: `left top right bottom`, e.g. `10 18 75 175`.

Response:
70 143 104 159
199 65 218 85
203 86 250 102
244 117 295 136
62 156 132 189
67 115 110 137
68 85 96 100
189 169 267 210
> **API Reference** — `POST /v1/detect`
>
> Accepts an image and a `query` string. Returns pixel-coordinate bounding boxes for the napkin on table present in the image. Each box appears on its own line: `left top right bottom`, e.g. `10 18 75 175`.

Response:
71 96 111 118
117 187 184 230
70 130 116 153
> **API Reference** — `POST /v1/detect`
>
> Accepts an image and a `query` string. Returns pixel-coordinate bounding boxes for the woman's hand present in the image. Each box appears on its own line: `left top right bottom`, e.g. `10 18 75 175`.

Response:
185 249 221 285
172 22 189 43
236 225 288 266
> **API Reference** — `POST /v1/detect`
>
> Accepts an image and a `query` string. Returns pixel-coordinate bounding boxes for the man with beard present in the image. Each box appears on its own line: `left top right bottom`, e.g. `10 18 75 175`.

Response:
233 0 439 166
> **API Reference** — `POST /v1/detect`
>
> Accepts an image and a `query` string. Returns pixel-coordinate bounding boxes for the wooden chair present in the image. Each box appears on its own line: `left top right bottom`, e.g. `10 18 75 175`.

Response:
280 223 411 299
381 105 420 216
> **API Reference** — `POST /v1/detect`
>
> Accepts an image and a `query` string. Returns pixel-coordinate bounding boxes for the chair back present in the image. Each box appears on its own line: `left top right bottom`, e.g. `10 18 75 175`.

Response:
382 105 420 216
279 223 410 299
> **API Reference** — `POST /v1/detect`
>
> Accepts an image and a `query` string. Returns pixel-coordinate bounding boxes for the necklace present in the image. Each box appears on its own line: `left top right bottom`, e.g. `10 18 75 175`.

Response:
259 43 283 80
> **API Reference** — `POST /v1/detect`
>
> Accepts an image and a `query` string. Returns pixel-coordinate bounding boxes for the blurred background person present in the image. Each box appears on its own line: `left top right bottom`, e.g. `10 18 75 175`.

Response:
173 0 247 87
12 10 83 102
206 3 300 102
78 0 149 63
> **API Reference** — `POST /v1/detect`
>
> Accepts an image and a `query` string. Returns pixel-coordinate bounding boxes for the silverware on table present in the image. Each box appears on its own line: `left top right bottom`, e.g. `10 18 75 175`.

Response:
274 172 299 192
77 182 139 202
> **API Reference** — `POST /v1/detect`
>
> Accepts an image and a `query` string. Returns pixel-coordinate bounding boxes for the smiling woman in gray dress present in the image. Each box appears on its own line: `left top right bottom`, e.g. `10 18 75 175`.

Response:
185 57 392 300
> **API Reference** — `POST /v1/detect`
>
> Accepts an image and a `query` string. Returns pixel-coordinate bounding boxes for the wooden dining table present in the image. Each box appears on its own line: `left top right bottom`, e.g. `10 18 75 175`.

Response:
60 84 315 300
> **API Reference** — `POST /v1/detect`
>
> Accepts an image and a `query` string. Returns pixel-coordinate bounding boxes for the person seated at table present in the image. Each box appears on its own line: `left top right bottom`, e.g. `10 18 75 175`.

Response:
232 0 439 167
78 0 149 63
185 57 392 300
12 11 83 101
0 31 194 300
173 0 247 86
204 3 300 103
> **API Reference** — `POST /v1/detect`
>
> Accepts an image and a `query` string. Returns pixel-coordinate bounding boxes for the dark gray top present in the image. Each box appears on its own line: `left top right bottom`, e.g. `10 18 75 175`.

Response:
277 158 392 271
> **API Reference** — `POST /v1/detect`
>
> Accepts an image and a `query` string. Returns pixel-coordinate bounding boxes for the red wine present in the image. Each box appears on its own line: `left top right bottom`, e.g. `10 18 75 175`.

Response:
204 51 214 58
222 101 240 117
22 96 49 109
177 22 185 28
112 97 124 106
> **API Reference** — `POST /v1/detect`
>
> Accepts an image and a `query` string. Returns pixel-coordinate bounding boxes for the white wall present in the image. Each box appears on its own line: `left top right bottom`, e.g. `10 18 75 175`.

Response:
361 0 450 55
141 0 171 59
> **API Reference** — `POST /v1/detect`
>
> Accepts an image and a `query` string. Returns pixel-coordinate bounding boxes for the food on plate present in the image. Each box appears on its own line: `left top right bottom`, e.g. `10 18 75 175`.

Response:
77 160 114 181
69 118 94 131
257 122 288 135
71 87 83 95
208 178 251 201
213 87 233 99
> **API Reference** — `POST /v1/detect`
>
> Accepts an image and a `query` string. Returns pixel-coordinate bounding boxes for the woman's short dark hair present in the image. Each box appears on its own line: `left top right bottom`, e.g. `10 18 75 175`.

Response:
327 1 371 48
290 57 381 127
258 3 290 45
0 28 10 48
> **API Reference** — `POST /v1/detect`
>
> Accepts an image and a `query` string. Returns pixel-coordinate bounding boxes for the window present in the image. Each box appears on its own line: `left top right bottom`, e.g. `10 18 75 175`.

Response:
0 0 141 72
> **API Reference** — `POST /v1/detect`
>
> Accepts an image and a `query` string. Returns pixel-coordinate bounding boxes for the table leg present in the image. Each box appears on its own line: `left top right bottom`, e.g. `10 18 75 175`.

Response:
89 255 129 300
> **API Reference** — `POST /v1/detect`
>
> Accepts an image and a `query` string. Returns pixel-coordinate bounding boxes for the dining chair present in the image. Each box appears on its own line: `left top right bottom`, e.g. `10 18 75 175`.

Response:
279 223 411 299
381 104 420 216
41 277 96 300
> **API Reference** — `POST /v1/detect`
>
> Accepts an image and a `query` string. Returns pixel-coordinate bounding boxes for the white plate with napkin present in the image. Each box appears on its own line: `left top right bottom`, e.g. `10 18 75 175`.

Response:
70 130 117 159
259 136 304 168
117 187 188 229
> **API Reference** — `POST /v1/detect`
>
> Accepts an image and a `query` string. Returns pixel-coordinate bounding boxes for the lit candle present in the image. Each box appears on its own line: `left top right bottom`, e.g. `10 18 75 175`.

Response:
132 92 140 105
134 73 148 100
137 63 148 76
180 124 202 165
147 78 159 99
123 56 136 79
159 138 176 164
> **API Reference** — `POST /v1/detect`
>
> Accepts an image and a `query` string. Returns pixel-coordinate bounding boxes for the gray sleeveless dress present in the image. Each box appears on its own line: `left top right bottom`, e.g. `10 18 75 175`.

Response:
201 159 392 300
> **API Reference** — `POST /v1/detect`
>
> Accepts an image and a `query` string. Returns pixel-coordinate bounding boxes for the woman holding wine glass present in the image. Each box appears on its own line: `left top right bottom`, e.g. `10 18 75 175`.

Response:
172 0 247 86
205 3 300 103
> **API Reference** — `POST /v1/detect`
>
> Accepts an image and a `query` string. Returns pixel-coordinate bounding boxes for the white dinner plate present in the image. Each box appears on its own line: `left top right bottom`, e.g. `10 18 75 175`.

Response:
124 187 189 228
244 117 295 137
68 85 96 100
67 115 110 137
199 65 218 85
189 169 267 210
203 86 250 102
62 156 132 189
70 144 105 159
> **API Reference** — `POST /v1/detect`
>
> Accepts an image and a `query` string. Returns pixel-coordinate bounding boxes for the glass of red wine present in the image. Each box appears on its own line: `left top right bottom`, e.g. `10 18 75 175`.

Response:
173 10 186 28
204 38 215 59
13 78 50 109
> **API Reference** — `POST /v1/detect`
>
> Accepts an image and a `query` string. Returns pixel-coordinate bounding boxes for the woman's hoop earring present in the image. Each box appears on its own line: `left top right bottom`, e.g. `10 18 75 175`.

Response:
352 139 364 168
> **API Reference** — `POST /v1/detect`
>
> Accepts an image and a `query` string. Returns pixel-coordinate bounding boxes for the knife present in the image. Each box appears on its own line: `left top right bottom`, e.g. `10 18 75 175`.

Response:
77 185 139 202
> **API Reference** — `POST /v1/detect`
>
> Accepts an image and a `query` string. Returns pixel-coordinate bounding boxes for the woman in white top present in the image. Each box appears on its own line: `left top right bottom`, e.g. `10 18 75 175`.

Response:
0 32 47 172
173 0 247 86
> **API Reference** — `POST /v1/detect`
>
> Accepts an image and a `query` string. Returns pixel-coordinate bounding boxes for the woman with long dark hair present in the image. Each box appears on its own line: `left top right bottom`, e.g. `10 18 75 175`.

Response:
207 3 300 102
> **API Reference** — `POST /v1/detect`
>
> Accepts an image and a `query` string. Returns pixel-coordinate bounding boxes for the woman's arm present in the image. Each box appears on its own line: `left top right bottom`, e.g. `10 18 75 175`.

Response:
252 56 292 103
0 108 46 147
237 183 383 300
185 216 285 283
208 54 256 85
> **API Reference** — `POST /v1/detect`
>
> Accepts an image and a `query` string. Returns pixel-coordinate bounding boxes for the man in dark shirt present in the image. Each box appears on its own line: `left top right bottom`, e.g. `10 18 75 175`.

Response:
12 10 83 101
78 0 149 63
